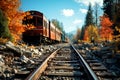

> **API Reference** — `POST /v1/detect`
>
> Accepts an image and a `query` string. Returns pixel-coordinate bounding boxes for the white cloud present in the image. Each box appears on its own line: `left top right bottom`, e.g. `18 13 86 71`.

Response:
61 9 74 17
79 8 87 14
75 0 103 6
73 19 82 24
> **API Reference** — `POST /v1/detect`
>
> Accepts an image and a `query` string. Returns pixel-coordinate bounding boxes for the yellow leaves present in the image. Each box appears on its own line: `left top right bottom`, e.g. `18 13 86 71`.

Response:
0 38 8 44
84 25 99 42
115 26 120 33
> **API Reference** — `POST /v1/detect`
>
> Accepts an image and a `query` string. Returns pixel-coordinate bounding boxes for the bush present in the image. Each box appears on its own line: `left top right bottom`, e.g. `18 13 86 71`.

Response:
0 9 12 41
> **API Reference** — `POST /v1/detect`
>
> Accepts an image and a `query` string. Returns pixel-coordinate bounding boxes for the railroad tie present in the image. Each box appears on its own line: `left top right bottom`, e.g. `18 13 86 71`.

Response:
43 71 83 77
47 66 81 70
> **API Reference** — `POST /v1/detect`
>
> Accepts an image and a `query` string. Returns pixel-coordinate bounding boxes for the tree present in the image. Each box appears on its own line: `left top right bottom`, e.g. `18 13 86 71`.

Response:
100 14 113 41
84 3 94 27
94 2 98 26
0 9 12 40
51 19 64 32
103 0 114 20
74 28 81 42
0 0 32 42
84 25 99 42
80 26 85 40
84 27 89 41
82 3 95 41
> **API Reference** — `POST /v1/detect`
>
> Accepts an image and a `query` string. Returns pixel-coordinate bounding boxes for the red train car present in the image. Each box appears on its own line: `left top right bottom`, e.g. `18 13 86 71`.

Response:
23 11 49 44
22 10 66 45
49 22 56 41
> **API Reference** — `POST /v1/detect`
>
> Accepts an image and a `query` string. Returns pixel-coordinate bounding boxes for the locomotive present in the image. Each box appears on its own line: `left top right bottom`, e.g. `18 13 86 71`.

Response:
22 10 68 45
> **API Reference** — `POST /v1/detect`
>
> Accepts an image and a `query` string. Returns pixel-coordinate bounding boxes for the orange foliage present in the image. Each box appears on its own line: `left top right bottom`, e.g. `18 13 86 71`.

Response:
0 0 34 42
100 14 113 41
84 28 89 41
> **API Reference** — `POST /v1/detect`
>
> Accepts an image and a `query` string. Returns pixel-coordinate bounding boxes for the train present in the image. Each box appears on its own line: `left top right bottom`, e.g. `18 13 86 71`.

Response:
22 10 68 45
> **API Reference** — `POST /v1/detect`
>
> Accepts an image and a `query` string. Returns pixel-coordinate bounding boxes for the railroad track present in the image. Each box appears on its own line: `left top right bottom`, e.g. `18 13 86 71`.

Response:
26 44 98 80
75 44 120 80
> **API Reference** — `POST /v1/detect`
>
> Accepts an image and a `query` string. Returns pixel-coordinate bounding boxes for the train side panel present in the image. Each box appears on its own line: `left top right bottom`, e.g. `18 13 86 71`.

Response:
55 28 62 42
49 22 56 40
43 16 49 38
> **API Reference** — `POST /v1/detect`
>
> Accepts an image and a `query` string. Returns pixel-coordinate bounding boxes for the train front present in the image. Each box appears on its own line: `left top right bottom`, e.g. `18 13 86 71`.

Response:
22 11 49 45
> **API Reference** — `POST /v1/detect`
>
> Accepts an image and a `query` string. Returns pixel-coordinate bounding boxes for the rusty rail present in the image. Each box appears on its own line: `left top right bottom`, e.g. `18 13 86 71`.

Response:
71 44 98 80
25 48 60 80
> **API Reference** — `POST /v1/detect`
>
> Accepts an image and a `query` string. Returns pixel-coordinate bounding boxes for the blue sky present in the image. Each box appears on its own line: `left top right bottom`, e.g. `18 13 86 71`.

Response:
20 0 103 33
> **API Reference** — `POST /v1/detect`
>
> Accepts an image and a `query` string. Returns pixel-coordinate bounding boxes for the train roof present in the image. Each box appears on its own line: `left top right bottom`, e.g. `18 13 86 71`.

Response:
25 10 46 18
28 10 43 15
25 10 49 21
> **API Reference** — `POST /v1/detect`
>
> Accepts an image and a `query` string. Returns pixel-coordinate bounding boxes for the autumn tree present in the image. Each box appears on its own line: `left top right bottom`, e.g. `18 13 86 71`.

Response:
100 14 113 41
84 28 89 41
0 0 32 42
103 0 120 36
84 25 99 42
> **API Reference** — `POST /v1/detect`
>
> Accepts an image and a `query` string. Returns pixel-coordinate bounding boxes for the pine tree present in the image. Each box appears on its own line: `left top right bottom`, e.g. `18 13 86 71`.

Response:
103 0 114 20
81 3 94 40
84 3 94 27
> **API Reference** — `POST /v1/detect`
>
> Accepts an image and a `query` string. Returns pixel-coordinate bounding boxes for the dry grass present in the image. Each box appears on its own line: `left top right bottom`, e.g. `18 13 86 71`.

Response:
0 38 8 44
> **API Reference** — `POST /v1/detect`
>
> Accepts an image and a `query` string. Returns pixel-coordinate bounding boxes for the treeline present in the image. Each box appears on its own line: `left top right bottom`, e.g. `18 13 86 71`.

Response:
74 1 120 43
51 19 65 34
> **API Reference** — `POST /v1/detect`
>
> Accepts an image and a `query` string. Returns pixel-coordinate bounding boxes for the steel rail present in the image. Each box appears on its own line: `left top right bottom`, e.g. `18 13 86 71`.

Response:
71 44 98 80
25 48 60 80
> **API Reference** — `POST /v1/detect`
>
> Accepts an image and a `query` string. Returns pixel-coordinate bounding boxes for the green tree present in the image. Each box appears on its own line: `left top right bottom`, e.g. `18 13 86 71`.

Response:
85 3 94 27
51 19 64 32
0 9 12 40
81 3 94 40
103 0 114 20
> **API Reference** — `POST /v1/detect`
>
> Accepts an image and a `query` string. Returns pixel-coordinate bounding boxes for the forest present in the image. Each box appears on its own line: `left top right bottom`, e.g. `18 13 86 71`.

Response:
73 0 120 51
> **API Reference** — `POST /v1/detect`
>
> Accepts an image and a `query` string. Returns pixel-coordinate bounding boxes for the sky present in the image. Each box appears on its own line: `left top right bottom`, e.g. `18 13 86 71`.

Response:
20 0 103 33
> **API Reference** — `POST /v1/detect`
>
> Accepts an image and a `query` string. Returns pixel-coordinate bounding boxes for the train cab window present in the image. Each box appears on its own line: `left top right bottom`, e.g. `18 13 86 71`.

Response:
36 17 43 26
31 17 36 26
